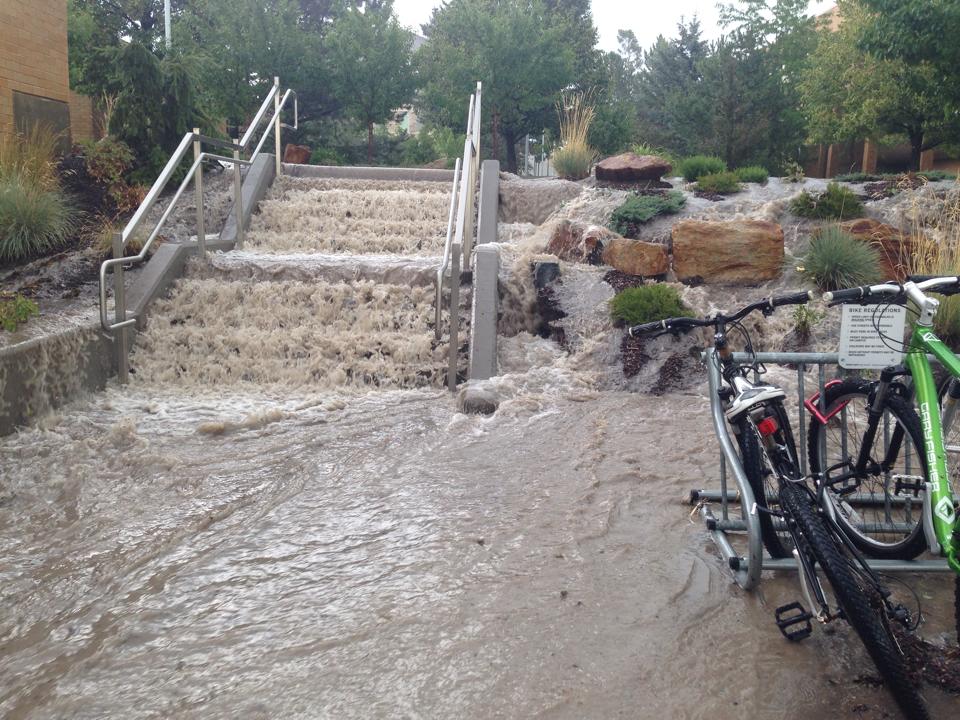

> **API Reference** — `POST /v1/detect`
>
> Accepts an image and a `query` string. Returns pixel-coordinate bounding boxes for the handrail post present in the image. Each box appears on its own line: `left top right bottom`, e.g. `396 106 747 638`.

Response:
112 232 129 383
273 77 282 178
193 128 205 255
233 138 245 248
447 242 461 391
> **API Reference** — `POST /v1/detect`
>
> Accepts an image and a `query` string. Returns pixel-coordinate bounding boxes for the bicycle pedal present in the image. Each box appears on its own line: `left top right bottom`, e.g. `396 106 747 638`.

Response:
774 601 813 642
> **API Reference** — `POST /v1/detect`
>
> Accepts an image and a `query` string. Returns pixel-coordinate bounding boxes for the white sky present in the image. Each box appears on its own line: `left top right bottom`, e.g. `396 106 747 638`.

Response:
393 0 834 53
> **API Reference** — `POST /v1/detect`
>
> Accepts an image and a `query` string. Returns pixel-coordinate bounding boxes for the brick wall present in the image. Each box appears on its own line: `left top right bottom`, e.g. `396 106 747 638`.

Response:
0 0 83 144
68 89 101 143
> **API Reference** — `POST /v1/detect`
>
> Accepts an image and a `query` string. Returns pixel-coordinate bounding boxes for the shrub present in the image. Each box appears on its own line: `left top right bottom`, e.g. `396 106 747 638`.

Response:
309 147 345 166
734 166 769 183
792 305 823 341
790 182 865 220
609 191 686 238
800 226 881 291
0 124 61 192
917 170 954 182
0 294 39 332
695 171 742 194
610 284 690 326
553 92 598 180
0 180 76 263
632 143 678 168
833 172 882 183
783 161 805 183
678 155 726 182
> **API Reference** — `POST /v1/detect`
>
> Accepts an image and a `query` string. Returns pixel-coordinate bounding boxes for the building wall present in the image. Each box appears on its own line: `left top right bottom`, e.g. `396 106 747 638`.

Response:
0 0 96 146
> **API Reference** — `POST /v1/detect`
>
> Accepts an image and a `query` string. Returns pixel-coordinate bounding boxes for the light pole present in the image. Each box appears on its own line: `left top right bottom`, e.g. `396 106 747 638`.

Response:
164 0 172 49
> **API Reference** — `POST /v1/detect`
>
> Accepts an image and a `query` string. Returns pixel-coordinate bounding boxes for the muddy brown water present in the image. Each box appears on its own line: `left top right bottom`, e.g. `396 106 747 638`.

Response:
1 384 956 719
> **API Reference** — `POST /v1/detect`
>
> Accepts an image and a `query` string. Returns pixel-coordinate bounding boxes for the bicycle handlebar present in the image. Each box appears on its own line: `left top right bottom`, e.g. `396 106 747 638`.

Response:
628 290 814 338
823 276 960 304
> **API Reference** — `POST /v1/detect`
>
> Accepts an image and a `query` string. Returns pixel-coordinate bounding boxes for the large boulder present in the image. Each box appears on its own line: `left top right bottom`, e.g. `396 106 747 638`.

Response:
283 144 312 164
672 220 784 284
601 237 669 277
595 153 671 184
545 220 606 264
838 218 912 282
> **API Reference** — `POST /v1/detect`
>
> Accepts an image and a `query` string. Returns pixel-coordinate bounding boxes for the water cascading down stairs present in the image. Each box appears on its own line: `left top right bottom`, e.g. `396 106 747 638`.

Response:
130 174 465 392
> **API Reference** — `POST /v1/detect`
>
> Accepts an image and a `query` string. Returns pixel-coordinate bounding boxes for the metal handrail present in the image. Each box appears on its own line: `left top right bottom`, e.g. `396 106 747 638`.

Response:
98 78 298 337
435 81 482 389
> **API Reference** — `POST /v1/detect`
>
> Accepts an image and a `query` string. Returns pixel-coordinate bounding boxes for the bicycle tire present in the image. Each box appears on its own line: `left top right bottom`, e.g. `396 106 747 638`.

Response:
736 412 794 559
779 481 930 720
807 379 927 560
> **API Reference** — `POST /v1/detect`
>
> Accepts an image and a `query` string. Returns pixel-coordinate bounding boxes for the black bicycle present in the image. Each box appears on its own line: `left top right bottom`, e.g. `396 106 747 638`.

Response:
630 292 929 720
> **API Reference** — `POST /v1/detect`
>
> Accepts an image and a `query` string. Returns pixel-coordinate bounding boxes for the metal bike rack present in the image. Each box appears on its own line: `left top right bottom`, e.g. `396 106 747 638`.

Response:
694 350 953 590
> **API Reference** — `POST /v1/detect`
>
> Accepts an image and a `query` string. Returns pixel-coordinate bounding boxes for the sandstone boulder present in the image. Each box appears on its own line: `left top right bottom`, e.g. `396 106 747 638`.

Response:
672 220 784 284
545 220 606 264
601 237 669 277
283 144 312 164
595 153 672 183
838 218 912 282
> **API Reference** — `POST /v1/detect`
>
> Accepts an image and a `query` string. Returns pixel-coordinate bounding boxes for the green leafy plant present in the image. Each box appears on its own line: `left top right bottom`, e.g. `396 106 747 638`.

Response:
800 226 882 291
0 294 39 332
916 170 954 182
609 191 686 238
678 155 727 182
783 161 805 183
80 138 144 214
0 180 76 263
610 284 691 326
833 172 882 183
734 165 769 183
0 124 61 192
552 91 598 180
632 143 678 168
791 182 865 220
309 147 346 166
695 171 742 194
792 304 824 340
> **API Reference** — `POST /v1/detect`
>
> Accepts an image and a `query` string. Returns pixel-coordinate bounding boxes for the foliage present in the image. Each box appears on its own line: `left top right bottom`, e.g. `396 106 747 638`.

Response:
695 171 742 194
734 166 769 183
905 187 960 345
551 91 597 180
80 138 145 214
792 304 823 340
834 170 955 183
800 226 881 291
783 160 805 183
417 0 576 173
397 127 463 168
834 172 882 183
0 180 77 263
799 0 960 170
632 144 678 169
610 284 690 326
678 155 727 182
0 125 62 192
309 147 345 166
0 294 39 332
326 2 417 163
588 101 636 156
918 170 955 183
608 191 686 238
791 183 865 220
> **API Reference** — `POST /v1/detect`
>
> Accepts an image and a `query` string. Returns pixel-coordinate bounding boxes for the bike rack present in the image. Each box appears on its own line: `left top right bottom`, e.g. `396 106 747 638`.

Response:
695 349 953 591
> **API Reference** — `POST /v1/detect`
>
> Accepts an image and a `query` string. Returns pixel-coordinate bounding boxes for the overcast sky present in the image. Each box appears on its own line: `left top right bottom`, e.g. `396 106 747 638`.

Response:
393 1 833 53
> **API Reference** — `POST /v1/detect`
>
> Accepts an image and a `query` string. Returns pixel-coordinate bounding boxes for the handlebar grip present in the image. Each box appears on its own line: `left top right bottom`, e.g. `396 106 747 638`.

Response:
823 286 870 303
628 320 667 337
772 290 814 307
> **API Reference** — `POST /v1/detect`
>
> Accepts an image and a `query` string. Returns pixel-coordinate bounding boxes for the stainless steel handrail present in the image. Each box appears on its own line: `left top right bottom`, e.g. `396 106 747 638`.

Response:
98 78 298 336
435 81 482 389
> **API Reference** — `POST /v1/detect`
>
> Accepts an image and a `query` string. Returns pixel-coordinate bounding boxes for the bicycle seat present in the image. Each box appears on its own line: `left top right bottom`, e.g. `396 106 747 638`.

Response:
725 384 786 421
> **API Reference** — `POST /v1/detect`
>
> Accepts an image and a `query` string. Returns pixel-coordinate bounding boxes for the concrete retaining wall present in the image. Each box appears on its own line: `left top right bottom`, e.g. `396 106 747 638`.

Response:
283 164 455 183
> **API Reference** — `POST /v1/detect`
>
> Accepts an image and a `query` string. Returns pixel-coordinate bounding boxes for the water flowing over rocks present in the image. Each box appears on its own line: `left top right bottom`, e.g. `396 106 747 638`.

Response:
600 236 669 277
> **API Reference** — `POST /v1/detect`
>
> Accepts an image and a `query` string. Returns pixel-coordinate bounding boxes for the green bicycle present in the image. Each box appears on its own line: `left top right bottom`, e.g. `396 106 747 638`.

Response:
813 277 960 638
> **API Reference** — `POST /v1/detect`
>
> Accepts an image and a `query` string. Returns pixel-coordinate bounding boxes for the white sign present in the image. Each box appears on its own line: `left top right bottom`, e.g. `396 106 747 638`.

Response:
838 304 907 369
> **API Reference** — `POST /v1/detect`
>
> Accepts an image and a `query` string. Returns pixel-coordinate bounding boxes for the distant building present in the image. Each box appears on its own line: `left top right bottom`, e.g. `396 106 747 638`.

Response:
387 32 428 137
0 0 100 150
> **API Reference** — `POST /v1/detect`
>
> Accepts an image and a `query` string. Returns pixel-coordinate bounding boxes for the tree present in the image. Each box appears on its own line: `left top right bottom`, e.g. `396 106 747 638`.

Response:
417 0 575 172
799 0 960 169
325 2 417 163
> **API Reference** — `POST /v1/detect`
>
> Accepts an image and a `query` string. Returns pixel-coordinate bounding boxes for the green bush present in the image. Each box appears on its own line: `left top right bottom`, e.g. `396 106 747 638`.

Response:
553 141 597 180
610 284 690 326
801 226 882 291
695 171 742 194
0 180 76 263
734 166 769 183
783 161 805 183
309 147 345 166
632 143 678 169
0 294 39 331
917 170 954 182
678 155 727 182
833 172 882 183
790 182 865 220
609 191 686 238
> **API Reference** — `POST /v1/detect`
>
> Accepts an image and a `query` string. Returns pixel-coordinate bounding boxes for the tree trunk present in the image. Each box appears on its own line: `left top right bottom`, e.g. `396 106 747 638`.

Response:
490 111 501 168
367 121 374 164
503 131 518 174
909 130 923 171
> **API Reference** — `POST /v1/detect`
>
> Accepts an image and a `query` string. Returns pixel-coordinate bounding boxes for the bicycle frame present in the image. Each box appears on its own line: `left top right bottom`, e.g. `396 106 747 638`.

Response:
904 324 960 572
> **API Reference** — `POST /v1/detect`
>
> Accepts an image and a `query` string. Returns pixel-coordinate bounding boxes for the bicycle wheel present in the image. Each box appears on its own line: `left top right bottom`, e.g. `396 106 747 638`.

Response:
779 481 930 720
735 407 795 559
807 379 927 560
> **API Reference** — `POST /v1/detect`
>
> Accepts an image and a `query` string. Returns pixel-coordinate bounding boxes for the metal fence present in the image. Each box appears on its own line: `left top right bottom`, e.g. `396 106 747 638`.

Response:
695 349 952 590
